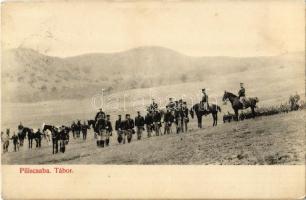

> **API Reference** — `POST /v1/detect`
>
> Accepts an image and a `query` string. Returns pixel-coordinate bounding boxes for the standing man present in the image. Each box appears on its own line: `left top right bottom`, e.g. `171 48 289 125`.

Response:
145 112 154 138
182 102 189 132
71 121 77 139
135 111 145 140
201 88 209 112
105 115 113 146
122 114 134 144
238 83 246 108
95 115 106 147
28 129 34 149
163 109 174 134
10 132 19 152
81 121 89 140
115 115 123 144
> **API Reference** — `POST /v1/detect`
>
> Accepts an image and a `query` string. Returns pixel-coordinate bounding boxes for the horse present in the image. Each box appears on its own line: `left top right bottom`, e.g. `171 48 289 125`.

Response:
17 127 31 147
190 103 221 128
42 124 60 154
222 91 259 121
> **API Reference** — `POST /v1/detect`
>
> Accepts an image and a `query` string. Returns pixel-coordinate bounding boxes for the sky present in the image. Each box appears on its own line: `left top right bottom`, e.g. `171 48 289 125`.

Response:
2 0 305 57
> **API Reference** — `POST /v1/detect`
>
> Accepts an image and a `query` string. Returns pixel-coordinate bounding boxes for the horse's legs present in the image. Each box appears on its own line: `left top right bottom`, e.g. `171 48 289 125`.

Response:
251 107 255 118
234 109 239 121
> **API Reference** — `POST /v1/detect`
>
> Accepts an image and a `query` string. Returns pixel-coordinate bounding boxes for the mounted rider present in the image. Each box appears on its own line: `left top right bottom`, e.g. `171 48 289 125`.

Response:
201 88 209 112
95 108 106 121
238 83 246 108
149 98 158 112
166 97 176 111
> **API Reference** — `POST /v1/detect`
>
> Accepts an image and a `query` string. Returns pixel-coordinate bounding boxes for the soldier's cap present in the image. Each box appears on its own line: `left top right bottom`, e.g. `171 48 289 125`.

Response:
118 114 121 117
169 97 173 100
183 102 187 104
99 108 103 111
137 111 140 114
202 88 206 91
126 114 130 116
240 82 244 85
179 99 183 102
106 115 110 117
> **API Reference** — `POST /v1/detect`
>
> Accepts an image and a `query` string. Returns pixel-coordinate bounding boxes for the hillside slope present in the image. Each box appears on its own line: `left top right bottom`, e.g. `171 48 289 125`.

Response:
2 47 303 102
2 110 305 165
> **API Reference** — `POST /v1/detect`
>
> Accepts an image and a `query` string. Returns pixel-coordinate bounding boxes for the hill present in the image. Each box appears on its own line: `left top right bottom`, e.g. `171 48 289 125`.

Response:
2 46 303 102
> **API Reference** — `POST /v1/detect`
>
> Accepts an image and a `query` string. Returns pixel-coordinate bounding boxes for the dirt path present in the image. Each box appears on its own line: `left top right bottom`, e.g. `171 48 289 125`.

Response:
2 110 305 165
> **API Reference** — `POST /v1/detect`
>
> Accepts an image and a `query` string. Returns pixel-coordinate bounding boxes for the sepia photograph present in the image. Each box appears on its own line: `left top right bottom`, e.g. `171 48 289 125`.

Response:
1 0 305 167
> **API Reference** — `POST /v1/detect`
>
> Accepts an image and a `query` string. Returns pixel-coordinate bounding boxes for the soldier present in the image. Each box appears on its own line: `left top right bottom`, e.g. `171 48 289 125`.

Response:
135 111 145 140
35 128 43 148
71 121 77 139
145 112 154 138
105 115 113 146
76 120 82 138
95 115 106 147
163 109 174 134
81 121 89 140
10 132 19 152
201 88 209 112
182 102 189 132
95 108 106 121
115 115 123 144
2 130 10 153
122 114 135 144
153 110 162 136
28 129 35 149
238 83 246 108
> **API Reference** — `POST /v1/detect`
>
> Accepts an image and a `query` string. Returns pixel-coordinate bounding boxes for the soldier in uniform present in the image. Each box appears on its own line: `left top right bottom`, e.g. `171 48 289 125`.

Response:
122 114 135 144
201 88 209 112
115 115 123 144
76 120 82 138
95 115 106 147
10 132 19 152
163 109 174 134
145 112 154 138
81 121 89 140
135 111 145 140
71 121 77 139
238 83 246 108
105 115 113 146
153 110 162 136
182 102 189 132
28 129 35 149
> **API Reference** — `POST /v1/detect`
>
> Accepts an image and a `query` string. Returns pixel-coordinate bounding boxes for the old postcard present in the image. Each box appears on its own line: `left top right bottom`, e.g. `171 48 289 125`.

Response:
1 0 305 199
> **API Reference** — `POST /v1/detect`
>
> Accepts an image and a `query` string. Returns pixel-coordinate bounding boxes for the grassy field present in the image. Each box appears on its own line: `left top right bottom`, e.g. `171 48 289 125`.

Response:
2 110 305 165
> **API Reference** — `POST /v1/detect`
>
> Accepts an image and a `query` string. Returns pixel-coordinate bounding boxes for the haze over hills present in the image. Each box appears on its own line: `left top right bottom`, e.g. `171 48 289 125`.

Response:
1 46 304 103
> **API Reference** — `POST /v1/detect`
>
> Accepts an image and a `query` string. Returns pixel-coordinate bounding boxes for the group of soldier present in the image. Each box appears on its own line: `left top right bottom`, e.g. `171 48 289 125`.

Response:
2 83 249 153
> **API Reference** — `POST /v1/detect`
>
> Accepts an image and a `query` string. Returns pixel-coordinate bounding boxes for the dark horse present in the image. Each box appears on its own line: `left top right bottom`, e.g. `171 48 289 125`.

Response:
17 127 31 147
222 91 259 121
190 103 221 128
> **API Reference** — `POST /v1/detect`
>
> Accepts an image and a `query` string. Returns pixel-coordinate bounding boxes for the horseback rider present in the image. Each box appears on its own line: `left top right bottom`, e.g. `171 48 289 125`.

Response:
149 99 158 112
166 98 176 111
238 83 246 108
95 108 106 121
201 88 209 111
